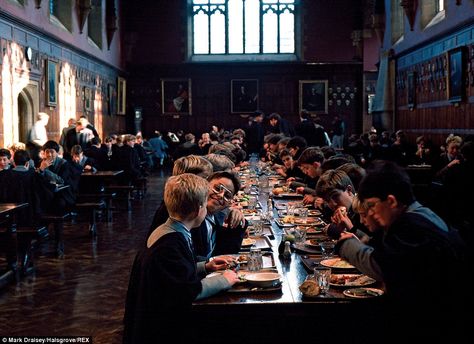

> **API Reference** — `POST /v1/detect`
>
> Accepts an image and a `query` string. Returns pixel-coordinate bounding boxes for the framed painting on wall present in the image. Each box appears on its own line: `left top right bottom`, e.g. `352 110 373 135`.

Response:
84 87 93 112
107 84 116 116
231 79 259 114
46 59 57 107
407 72 416 109
299 80 328 115
447 47 465 103
117 77 126 115
161 78 192 115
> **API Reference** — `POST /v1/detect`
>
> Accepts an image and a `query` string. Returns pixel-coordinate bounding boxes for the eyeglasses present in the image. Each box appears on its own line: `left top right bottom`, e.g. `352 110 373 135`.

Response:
211 183 234 203
364 199 382 213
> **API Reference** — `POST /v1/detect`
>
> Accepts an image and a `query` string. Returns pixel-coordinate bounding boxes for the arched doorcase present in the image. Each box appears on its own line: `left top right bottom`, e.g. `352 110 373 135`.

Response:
16 81 39 145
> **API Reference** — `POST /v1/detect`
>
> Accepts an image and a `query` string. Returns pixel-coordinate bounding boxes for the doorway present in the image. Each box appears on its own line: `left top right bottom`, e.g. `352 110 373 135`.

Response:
17 82 39 144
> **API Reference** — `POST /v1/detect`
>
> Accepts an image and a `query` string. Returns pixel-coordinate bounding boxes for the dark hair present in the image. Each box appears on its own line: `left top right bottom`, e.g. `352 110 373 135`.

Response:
279 149 292 159
208 171 241 194
90 137 101 146
209 132 219 142
0 148 11 159
358 160 415 205
269 113 281 121
296 147 325 165
316 169 354 201
267 134 283 145
43 140 60 152
461 141 474 161
320 156 351 173
13 149 30 166
277 137 290 147
320 146 336 159
286 136 307 151
300 110 310 120
71 145 83 156
336 163 366 191
231 147 247 165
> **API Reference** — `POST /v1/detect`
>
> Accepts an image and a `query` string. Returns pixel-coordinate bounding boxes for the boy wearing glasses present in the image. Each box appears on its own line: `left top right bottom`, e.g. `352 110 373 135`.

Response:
123 174 238 343
335 161 467 339
192 171 247 259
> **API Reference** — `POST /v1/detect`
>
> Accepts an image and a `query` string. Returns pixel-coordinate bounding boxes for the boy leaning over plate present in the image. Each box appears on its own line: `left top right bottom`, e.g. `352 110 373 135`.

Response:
123 174 238 344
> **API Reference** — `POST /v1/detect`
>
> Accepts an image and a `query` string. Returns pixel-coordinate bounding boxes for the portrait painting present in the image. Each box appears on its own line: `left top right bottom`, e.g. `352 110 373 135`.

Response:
299 80 328 114
84 87 92 112
161 78 192 115
447 47 465 103
407 72 416 109
117 77 126 115
231 79 259 114
46 59 57 107
107 84 116 116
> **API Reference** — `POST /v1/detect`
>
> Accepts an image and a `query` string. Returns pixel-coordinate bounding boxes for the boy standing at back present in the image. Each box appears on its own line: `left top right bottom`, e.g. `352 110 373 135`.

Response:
123 173 238 344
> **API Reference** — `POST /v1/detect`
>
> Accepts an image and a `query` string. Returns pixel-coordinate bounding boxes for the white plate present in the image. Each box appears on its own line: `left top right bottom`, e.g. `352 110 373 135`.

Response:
343 287 384 298
241 238 257 247
330 274 376 287
244 272 282 287
320 258 355 269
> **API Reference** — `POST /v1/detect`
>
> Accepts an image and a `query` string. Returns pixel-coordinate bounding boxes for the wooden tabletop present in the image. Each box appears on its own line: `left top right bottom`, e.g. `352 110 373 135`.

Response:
81 170 124 177
0 203 29 216
193 197 385 307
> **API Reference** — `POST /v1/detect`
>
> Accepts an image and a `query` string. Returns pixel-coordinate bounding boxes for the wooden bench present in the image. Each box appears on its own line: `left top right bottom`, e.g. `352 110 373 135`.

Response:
75 201 106 236
40 213 71 258
133 177 148 199
77 193 117 222
104 185 134 211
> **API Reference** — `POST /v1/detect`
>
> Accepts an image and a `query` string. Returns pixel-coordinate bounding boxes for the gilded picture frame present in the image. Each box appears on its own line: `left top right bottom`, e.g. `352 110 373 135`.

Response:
299 80 328 115
161 78 192 116
46 59 57 107
117 77 126 115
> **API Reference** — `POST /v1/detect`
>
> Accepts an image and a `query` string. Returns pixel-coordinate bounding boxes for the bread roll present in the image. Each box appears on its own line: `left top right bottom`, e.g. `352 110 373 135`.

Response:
299 280 320 297
272 187 284 195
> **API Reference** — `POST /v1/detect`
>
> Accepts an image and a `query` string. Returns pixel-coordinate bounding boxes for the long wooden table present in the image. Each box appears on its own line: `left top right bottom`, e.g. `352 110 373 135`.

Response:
0 203 29 287
191 195 386 342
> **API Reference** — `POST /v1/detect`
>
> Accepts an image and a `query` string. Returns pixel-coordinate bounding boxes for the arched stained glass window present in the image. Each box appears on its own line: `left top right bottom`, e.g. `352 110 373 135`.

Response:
191 0 296 56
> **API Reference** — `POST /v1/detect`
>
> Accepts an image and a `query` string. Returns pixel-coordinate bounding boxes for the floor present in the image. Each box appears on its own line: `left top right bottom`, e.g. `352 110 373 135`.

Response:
0 169 169 343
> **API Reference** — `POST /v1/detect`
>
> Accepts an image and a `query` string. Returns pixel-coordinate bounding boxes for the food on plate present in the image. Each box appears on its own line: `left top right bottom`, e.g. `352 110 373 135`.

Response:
330 274 375 286
242 209 258 215
237 254 248 262
282 215 295 223
321 258 354 269
240 201 249 207
272 187 284 195
299 280 320 297
305 238 322 246
241 238 256 246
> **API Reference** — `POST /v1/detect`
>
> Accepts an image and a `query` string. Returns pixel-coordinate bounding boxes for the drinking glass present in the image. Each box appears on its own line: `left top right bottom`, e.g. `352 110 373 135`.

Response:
248 247 263 271
247 197 257 210
294 226 307 244
314 266 331 294
253 221 264 236
320 241 336 260
296 207 308 225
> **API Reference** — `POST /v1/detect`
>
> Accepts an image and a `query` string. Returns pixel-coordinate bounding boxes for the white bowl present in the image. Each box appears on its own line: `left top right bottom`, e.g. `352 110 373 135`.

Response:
244 272 281 287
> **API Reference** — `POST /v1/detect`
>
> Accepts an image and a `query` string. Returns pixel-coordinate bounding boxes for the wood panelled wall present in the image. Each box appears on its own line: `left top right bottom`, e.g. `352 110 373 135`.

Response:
127 63 363 138
395 41 474 147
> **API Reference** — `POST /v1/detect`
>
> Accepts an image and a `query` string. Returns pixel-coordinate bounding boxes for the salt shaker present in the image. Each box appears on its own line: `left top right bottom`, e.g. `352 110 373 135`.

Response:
283 241 292 260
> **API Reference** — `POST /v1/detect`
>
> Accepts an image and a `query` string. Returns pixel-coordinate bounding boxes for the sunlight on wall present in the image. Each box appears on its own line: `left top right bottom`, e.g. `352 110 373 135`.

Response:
58 63 77 132
1 42 29 146
94 82 103 139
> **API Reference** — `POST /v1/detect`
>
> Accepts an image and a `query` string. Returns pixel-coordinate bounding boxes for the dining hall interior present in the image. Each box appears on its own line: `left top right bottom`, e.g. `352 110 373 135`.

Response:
0 0 473 343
